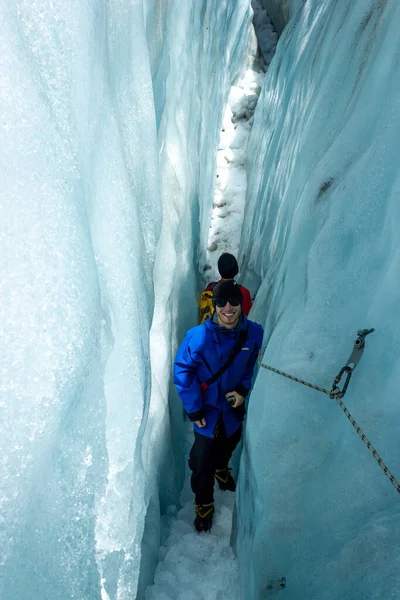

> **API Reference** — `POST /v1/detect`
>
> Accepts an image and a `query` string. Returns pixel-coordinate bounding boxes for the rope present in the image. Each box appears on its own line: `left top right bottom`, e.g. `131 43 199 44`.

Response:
334 395 400 494
258 360 331 396
258 357 400 495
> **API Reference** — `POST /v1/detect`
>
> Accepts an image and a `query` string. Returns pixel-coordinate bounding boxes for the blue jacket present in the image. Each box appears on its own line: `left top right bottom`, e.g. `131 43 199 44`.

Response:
174 315 263 438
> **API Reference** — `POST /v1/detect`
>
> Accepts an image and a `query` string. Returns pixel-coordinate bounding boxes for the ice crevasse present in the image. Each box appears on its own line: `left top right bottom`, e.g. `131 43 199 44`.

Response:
1 1 400 600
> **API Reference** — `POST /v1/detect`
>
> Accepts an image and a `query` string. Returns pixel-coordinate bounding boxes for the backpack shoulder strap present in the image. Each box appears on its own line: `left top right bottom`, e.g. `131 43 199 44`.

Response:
201 327 248 391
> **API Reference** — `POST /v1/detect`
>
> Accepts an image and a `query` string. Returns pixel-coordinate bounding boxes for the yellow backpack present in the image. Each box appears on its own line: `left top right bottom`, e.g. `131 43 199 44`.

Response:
199 282 217 324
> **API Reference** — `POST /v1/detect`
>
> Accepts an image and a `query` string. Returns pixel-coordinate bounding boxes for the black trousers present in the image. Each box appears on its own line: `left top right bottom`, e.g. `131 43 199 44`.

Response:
188 418 242 505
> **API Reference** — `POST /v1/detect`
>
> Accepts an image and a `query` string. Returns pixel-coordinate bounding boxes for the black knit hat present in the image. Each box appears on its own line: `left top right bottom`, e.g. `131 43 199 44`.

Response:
217 253 239 279
212 280 243 305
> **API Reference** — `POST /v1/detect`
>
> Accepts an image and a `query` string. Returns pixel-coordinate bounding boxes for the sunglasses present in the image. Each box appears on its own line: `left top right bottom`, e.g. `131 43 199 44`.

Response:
213 297 241 308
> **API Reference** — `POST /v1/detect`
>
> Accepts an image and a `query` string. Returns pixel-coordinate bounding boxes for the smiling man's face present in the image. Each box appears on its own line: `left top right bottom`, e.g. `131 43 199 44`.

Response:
215 300 242 329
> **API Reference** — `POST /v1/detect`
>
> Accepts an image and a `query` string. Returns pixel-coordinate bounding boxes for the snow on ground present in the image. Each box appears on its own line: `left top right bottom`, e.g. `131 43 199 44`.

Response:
204 3 277 283
144 424 241 600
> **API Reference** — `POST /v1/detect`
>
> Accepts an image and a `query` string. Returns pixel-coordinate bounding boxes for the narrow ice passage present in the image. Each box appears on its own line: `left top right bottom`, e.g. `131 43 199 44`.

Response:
145 9 277 597
2 1 400 599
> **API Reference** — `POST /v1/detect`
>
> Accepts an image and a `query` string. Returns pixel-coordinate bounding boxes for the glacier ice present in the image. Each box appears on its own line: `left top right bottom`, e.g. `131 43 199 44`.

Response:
237 0 400 598
2 0 400 599
0 0 252 599
260 0 305 35
201 5 277 283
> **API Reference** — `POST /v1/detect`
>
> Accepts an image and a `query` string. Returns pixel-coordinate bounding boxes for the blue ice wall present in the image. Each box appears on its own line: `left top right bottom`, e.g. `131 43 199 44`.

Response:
237 0 400 598
0 1 252 599
260 0 304 34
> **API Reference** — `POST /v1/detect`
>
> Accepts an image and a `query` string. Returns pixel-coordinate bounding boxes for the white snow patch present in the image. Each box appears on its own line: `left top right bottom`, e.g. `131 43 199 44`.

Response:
204 7 277 283
145 426 241 600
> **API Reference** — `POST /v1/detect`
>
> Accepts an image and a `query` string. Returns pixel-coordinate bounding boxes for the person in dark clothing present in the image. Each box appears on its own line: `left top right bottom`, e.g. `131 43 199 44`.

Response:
205 252 253 315
174 280 263 532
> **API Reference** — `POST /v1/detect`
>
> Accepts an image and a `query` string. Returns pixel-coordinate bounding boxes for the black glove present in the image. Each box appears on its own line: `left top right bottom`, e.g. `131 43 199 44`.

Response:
187 409 205 422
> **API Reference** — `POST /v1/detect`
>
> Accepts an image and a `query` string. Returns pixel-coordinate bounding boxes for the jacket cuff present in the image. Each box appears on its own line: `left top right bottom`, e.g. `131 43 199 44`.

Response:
187 409 205 422
236 384 250 398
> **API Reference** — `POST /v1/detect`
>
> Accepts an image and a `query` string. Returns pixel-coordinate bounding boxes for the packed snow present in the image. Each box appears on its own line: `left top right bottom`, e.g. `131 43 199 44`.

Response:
144 425 241 600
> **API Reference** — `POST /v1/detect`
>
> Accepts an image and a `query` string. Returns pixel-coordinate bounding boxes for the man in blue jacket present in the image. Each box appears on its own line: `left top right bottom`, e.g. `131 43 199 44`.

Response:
174 280 263 532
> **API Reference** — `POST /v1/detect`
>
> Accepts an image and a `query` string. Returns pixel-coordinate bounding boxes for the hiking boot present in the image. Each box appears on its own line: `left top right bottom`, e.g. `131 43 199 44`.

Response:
215 467 236 492
194 503 214 532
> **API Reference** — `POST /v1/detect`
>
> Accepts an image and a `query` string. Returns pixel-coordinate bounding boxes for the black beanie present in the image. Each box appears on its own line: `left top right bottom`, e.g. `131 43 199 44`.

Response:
217 253 239 279
212 280 243 305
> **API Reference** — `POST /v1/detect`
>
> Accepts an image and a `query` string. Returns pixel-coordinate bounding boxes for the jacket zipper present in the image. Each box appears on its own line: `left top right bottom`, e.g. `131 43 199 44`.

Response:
212 414 221 438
